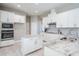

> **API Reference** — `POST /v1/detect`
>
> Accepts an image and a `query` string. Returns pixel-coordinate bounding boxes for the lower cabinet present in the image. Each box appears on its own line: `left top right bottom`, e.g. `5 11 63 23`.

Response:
20 37 43 55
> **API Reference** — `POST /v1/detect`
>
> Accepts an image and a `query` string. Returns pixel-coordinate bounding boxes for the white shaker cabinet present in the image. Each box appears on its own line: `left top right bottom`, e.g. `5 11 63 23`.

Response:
0 11 8 22
0 10 25 23
61 10 74 27
56 8 79 28
66 10 74 27
56 12 68 27
14 14 25 23
8 12 15 23
73 8 79 27
0 10 14 23
55 14 61 27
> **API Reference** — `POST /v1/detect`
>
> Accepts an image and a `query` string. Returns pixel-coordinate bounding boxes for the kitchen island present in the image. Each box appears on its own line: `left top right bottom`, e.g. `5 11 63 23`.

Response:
0 36 43 56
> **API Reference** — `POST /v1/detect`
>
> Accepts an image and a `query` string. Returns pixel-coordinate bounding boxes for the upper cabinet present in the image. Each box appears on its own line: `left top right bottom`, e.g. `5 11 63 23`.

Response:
0 10 26 23
8 12 15 23
0 10 15 23
56 11 72 27
56 8 79 28
14 14 25 23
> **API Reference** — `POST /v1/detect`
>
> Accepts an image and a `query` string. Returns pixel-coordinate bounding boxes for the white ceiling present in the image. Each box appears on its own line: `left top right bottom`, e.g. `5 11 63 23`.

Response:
0 3 79 16
0 3 65 15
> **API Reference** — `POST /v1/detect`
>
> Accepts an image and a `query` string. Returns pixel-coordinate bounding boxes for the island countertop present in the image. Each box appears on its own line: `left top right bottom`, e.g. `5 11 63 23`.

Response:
0 40 22 56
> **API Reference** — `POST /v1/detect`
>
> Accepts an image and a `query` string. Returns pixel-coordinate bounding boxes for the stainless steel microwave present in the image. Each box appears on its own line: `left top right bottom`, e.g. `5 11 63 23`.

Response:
2 23 13 28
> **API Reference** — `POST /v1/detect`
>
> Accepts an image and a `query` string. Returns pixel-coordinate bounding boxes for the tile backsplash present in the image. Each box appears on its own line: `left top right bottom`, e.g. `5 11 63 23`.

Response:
58 28 79 38
46 27 79 38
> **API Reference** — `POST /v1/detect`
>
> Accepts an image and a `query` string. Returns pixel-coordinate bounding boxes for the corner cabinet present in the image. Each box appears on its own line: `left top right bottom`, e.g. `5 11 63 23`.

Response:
14 14 25 23
0 10 15 23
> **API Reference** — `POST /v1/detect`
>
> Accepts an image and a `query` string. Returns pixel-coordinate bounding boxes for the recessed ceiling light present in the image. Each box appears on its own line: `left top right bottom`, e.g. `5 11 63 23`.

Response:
35 11 39 13
17 4 21 7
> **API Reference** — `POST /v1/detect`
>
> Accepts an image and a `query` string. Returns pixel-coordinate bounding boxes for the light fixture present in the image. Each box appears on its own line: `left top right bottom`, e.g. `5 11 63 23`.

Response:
17 4 21 7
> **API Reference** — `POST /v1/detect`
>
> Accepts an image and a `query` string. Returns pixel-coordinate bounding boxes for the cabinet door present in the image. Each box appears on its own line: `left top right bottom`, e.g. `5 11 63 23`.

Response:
21 38 35 55
60 12 68 27
14 14 25 23
56 11 74 28
66 10 74 27
0 11 8 22
14 15 20 23
0 11 14 23
64 8 79 27
56 14 62 27
73 8 79 27
8 12 14 23
56 13 67 27
19 15 25 23
34 38 43 49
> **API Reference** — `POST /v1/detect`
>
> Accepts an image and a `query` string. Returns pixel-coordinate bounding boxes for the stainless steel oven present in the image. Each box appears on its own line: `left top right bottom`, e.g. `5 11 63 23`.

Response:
1 30 14 41
2 23 13 28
